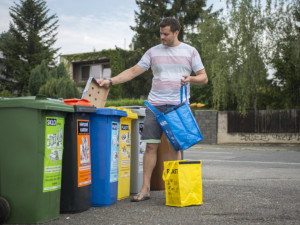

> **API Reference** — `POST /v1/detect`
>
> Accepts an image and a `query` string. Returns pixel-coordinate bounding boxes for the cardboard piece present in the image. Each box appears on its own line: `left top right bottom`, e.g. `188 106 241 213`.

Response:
81 77 109 108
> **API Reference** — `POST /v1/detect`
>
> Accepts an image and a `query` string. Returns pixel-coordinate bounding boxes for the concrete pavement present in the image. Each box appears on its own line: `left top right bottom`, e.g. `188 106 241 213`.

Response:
6 144 300 225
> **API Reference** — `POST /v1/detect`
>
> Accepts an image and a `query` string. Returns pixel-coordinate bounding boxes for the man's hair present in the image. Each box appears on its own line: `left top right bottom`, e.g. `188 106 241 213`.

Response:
159 17 181 33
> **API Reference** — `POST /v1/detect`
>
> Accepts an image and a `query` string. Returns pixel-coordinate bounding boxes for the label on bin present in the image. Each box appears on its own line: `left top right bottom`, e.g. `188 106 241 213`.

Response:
139 123 146 173
77 120 91 187
110 122 119 183
43 117 64 192
119 121 131 179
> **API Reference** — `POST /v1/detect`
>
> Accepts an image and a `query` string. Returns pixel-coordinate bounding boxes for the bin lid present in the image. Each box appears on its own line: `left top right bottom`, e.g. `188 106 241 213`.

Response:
0 96 74 112
121 106 146 117
63 98 97 113
63 98 93 106
73 105 97 113
108 107 138 119
96 108 127 117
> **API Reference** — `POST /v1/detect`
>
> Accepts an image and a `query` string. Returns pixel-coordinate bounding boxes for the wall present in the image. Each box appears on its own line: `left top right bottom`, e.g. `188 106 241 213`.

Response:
217 111 300 144
193 110 300 144
194 110 218 144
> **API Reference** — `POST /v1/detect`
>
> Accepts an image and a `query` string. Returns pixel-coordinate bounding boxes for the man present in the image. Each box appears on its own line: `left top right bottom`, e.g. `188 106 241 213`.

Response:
98 17 208 201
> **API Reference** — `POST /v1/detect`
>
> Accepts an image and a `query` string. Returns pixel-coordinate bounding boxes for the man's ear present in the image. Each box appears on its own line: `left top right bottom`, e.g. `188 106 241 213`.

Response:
174 30 179 37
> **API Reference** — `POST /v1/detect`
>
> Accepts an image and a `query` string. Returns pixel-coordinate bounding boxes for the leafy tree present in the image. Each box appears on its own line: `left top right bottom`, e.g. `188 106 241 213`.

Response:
0 0 59 95
38 77 80 99
131 0 208 50
266 0 300 109
214 0 270 114
0 88 13 98
56 62 69 79
28 60 49 95
187 7 228 108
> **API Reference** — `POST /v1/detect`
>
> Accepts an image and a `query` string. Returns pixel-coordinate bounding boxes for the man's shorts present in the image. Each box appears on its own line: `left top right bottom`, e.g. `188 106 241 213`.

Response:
141 104 175 144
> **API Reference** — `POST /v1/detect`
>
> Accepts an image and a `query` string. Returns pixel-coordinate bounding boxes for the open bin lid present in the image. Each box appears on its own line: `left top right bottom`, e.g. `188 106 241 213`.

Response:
0 96 74 112
63 98 92 106
63 98 97 113
108 107 138 119
96 108 127 117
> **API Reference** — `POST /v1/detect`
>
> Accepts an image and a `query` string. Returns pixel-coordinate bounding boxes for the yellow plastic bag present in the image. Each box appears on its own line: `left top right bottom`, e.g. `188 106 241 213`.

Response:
162 160 203 207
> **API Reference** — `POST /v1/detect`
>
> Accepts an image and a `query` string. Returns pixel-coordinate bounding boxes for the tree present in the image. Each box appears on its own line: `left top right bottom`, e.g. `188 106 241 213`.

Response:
266 0 300 109
211 0 270 114
131 0 208 51
187 7 228 108
0 0 59 95
38 77 80 99
28 60 49 95
38 63 80 99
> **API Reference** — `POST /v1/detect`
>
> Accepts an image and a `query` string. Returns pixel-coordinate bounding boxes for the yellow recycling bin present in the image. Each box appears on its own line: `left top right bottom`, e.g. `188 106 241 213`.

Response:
109 107 138 200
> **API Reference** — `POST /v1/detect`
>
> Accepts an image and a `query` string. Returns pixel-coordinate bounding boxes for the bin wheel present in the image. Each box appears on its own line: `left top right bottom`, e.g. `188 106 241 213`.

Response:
0 197 10 224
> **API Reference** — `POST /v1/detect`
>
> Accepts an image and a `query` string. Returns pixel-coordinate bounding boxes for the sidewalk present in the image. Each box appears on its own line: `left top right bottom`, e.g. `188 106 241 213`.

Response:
193 143 300 152
6 144 300 225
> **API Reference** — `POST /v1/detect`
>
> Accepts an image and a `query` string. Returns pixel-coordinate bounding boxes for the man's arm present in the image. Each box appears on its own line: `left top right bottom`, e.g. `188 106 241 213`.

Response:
181 69 208 86
98 64 147 87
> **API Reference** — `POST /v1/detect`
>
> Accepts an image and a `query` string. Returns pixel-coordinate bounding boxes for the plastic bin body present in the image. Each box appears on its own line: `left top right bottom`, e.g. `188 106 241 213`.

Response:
0 96 73 224
126 107 146 194
60 102 97 213
90 108 127 206
115 108 137 200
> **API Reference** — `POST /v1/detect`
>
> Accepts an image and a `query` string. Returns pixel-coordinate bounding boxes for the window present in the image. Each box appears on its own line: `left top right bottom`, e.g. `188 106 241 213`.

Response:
81 66 90 81
80 63 111 82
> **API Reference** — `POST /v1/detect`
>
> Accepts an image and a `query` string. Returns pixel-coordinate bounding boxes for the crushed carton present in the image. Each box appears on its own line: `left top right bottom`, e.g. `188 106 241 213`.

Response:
81 77 109 108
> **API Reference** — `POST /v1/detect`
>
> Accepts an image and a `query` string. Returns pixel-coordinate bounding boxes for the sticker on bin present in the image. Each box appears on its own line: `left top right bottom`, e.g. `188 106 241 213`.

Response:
43 117 64 192
77 120 91 187
110 122 119 183
139 122 146 173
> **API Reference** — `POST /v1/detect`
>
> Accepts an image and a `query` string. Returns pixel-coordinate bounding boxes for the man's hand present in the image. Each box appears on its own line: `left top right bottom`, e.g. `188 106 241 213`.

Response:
181 75 191 86
97 79 110 88
181 69 208 86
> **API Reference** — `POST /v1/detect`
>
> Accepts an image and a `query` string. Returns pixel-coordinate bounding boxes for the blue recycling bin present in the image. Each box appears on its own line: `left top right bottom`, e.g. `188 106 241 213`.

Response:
90 108 127 206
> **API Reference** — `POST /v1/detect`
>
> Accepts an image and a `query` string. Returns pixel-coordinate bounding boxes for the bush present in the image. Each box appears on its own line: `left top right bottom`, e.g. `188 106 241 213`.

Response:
105 98 145 107
39 77 80 99
0 88 13 98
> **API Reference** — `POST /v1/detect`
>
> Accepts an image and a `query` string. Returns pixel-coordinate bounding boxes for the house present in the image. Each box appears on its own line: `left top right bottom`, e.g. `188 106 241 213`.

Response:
60 52 111 84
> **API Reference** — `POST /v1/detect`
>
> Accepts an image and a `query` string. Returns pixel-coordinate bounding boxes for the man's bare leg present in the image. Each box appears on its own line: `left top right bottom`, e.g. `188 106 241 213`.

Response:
132 143 159 200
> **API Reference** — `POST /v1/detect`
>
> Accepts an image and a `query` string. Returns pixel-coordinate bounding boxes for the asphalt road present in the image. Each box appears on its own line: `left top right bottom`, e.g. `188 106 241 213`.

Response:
7 144 300 225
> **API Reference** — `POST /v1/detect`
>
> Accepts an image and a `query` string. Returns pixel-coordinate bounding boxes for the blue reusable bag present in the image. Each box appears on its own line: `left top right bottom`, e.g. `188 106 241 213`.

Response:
144 83 203 151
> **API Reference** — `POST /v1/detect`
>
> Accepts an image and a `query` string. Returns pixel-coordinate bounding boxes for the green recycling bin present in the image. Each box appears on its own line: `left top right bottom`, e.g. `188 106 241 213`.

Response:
0 96 73 224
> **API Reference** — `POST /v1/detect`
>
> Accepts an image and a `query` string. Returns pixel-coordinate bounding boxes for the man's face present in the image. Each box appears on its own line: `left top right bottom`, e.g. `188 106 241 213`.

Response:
160 26 178 47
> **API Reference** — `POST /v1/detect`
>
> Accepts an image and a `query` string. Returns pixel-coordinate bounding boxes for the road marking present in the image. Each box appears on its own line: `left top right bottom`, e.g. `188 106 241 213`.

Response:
185 159 300 165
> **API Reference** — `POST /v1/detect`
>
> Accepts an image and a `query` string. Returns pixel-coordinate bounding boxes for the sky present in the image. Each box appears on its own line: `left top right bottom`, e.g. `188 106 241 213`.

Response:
0 0 225 58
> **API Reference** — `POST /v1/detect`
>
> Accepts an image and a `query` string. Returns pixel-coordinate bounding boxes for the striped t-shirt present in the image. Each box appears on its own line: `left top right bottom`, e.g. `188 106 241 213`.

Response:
137 43 204 105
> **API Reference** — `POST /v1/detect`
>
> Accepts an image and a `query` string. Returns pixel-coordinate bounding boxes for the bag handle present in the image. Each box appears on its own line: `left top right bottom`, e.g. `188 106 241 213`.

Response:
144 100 160 116
162 161 177 181
180 83 188 103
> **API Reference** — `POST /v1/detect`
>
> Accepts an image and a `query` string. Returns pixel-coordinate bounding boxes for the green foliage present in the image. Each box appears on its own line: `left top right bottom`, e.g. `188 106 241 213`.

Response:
105 98 145 107
131 0 208 50
56 62 69 79
0 0 59 95
0 88 13 98
28 61 50 95
61 48 149 100
187 7 227 108
38 77 80 99
266 0 300 109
